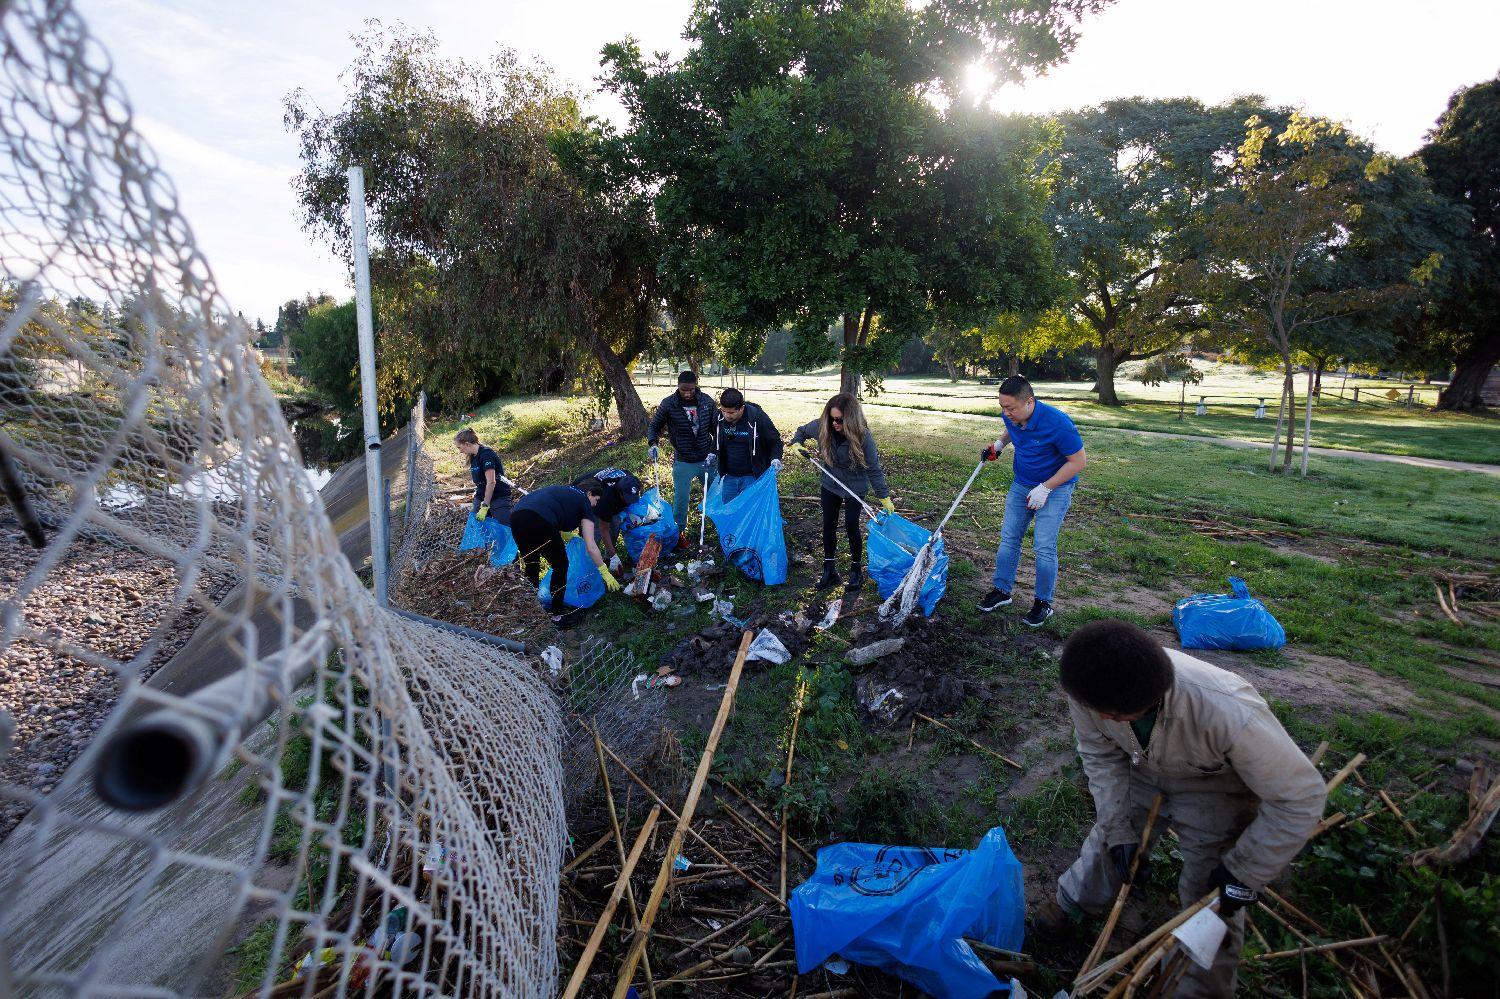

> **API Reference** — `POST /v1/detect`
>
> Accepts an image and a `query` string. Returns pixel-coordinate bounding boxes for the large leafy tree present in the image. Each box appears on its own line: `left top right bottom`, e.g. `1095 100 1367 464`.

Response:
287 24 661 433
1417 75 1500 411
602 0 1104 396
1045 97 1272 405
1200 114 1448 474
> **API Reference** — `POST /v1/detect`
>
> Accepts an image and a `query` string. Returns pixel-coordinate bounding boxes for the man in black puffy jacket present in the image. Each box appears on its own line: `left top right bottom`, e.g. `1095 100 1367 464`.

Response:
712 387 783 502
647 370 715 545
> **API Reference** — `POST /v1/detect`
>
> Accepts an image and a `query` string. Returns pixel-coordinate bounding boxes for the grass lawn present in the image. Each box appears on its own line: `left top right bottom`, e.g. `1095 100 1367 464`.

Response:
418 389 1500 996
634 363 1500 465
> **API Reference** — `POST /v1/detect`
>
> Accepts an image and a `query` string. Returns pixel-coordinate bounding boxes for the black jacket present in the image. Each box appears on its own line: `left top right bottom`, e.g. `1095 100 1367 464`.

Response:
648 389 716 463
714 402 783 477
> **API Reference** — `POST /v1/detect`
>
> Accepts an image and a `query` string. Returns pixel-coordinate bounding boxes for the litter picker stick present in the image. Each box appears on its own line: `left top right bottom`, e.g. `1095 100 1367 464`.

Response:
611 630 756 999
499 475 528 497
931 460 987 538
698 471 710 549
804 454 881 521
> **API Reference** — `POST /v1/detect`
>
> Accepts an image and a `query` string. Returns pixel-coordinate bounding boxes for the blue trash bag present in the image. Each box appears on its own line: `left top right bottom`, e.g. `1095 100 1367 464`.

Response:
537 536 606 610
458 513 518 566
703 470 787 585
622 487 679 562
867 514 948 618
790 826 1025 999
1173 576 1286 650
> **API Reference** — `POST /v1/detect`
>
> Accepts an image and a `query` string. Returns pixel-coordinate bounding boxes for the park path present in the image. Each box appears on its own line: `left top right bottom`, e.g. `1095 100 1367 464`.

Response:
863 402 1500 476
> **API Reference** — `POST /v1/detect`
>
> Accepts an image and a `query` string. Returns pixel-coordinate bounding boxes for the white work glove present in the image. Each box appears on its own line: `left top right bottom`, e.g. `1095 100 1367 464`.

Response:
770 458 782 473
1026 484 1052 511
647 445 659 461
609 555 622 574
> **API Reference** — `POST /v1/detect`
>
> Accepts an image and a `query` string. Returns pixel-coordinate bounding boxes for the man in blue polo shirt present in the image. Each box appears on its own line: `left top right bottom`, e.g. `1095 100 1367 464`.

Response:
977 376 1087 627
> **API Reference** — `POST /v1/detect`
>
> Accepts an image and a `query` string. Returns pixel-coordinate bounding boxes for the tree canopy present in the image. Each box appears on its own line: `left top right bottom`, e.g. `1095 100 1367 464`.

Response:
601 0 1103 396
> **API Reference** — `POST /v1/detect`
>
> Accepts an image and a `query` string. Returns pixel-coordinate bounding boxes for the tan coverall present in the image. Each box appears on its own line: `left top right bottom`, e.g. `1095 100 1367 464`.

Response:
1057 650 1327 997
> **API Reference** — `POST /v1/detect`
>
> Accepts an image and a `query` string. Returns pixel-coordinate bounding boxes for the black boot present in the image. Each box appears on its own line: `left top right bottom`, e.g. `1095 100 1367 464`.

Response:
845 564 865 593
814 560 841 591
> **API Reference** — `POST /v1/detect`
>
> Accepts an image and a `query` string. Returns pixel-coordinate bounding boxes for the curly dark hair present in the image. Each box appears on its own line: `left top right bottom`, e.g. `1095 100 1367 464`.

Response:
1059 619 1174 715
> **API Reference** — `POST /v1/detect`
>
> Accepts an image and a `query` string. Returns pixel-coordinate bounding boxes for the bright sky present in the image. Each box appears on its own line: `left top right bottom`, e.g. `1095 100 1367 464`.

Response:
77 0 1499 325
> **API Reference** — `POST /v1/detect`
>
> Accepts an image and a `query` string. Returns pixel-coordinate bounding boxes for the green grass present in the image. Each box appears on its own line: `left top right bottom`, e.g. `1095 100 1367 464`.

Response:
428 394 591 480
667 365 1500 464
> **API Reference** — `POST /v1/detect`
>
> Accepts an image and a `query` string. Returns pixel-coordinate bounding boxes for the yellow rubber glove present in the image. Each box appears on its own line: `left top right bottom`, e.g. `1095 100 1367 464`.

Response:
560 529 580 542
880 496 895 516
475 504 489 522
599 564 622 592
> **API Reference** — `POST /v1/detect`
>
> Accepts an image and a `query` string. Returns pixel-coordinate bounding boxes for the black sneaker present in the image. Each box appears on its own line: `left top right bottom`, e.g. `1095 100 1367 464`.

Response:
814 561 841 591
1022 599 1054 628
978 588 1012 613
845 565 865 593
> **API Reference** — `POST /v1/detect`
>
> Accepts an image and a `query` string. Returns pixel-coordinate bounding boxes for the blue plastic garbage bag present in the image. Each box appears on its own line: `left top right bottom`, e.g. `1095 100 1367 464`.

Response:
622 487 679 562
1173 576 1286 650
867 514 948 618
459 513 518 566
791 826 1025 999
537 536 605 610
703 470 787 585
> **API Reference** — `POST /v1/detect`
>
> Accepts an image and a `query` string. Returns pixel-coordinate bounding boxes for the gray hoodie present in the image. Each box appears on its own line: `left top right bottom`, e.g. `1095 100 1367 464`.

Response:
792 419 890 500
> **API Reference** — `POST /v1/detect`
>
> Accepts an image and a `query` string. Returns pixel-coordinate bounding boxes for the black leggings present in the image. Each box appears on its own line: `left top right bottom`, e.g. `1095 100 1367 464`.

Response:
820 487 862 565
511 509 570 611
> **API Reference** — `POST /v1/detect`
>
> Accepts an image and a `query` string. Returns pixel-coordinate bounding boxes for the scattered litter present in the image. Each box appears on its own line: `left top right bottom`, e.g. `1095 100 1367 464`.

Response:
814 599 842 631
694 588 714 603
707 918 723 931
674 562 686 572
844 637 905 667
706 684 726 691
673 854 693 873
825 958 850 975
713 597 735 618
650 588 673 611
746 630 792 665
632 673 682 698
729 945 753 965
540 645 564 677
1173 906 1229 969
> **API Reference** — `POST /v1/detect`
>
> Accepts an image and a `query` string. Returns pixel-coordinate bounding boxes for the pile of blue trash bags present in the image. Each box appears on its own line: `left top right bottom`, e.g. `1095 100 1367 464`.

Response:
702 470 788 585
1173 576 1286 650
867 513 948 618
621 486 678 562
790 826 1026 998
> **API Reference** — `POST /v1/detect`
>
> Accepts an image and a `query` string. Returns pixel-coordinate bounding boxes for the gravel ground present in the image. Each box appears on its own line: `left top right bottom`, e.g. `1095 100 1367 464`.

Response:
0 515 232 842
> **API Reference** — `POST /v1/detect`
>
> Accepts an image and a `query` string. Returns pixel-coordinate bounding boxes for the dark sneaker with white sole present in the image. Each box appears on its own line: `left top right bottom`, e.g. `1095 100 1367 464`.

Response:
845 565 865 594
1022 599 1054 628
978 588 1012 613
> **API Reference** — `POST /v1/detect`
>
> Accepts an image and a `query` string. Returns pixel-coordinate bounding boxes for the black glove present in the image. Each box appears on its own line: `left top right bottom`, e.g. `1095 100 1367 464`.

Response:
1109 843 1145 885
980 443 1000 462
1208 862 1257 917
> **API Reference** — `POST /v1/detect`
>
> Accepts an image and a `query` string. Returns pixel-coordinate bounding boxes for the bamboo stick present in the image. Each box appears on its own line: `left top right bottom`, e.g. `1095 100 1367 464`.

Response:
1251 935 1389 962
1075 892 1217 993
611 630 755 999
1379 789 1422 840
560 805 662 999
1326 753 1367 794
1354 906 1417 999
914 712 1022 769
563 829 616 875
1309 741 1329 767
1255 902 1372 998
782 677 808 903
719 779 814 860
593 727 655 999
666 904 770 962
1077 794 1165 979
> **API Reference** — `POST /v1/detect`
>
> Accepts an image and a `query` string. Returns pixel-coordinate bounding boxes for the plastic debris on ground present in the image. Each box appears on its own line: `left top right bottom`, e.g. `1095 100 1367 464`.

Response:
673 854 692 873
844 637 905 667
746 629 791 664
790 825 1025 999
540 645 564 677
869 512 947 618
631 673 682 698
650 588 673 611
537 536 606 610
702 468 788 584
1172 575 1286 650
814 599 841 631
459 511 519 566
622 487 679 561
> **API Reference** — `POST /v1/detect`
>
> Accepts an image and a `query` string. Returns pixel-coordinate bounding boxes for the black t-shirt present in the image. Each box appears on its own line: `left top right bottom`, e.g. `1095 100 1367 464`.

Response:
469 446 509 500
514 485 596 532
572 467 642 521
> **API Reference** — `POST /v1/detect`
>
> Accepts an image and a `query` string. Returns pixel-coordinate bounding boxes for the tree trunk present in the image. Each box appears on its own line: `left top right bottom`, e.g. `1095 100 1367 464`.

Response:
1300 367 1314 477
1268 372 1290 472
592 338 650 438
1094 347 1124 406
1009 354 1020 378
1436 334 1499 411
840 312 862 397
1281 373 1298 472
1312 356 1327 397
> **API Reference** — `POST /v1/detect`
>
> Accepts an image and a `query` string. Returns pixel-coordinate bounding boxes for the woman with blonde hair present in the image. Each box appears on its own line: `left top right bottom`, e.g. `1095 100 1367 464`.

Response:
791 393 895 593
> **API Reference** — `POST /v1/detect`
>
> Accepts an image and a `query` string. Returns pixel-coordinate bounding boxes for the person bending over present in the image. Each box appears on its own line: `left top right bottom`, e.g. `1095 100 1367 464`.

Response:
454 427 512 525
711 387 782 503
647 370 716 549
509 480 621 622
570 466 642 572
791 393 894 594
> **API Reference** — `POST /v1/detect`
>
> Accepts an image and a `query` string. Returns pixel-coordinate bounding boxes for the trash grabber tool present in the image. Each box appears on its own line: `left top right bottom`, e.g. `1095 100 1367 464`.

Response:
879 458 988 627
931 459 986 537
698 470 711 550
803 452 917 557
500 475 528 497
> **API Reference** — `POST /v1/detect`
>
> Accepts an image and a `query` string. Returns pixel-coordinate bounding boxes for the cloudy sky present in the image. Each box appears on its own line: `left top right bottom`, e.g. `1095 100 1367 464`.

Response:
75 0 1500 325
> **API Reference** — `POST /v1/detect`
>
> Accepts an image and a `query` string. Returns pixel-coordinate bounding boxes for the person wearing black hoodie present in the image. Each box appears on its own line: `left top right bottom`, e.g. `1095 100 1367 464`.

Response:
647 370 716 548
712 387 783 503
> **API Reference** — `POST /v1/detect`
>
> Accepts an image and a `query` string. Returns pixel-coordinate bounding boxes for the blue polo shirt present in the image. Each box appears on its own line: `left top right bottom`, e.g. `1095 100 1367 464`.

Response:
1002 400 1084 488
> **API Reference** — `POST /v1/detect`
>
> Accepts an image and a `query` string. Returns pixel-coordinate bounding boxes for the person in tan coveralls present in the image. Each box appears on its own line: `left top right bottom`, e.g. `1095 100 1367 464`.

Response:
1039 619 1328 997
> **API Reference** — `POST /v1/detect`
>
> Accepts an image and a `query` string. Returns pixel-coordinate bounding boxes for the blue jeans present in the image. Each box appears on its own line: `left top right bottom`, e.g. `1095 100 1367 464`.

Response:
671 460 706 529
992 479 1075 603
719 473 755 504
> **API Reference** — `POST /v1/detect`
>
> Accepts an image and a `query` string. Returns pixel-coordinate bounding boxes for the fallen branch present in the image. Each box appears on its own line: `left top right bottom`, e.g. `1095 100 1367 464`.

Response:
1251 935 1389 962
718 779 814 861
1408 773 1500 867
782 677 808 903
561 805 662 999
1078 794 1164 980
1434 582 1463 626
915 712 1022 769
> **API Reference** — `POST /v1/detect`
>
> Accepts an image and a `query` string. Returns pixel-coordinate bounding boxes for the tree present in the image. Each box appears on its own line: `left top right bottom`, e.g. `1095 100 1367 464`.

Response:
1200 114 1444 474
271 293 333 351
1417 75 1500 411
1138 353 1204 419
1046 98 1272 405
290 299 363 414
926 323 985 381
602 0 1102 396
287 24 662 433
